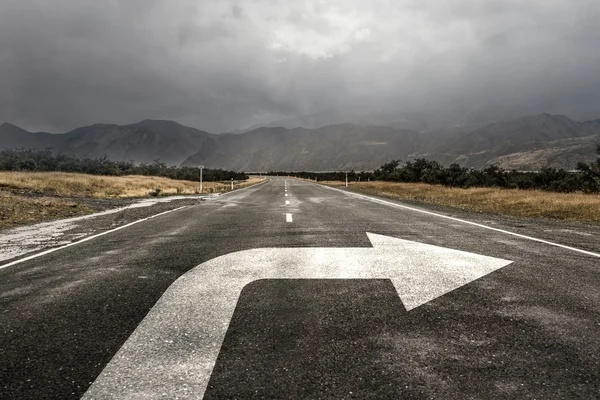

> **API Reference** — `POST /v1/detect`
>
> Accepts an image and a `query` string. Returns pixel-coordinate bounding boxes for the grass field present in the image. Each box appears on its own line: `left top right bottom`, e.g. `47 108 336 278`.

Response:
0 172 261 197
322 181 600 223
0 172 263 229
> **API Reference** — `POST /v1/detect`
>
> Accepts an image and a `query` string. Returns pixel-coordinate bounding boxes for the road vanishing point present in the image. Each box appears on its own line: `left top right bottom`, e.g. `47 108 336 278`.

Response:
1 177 599 399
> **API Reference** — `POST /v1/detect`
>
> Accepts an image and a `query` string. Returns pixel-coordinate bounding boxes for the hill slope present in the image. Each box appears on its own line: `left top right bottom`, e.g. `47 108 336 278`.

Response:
437 114 600 169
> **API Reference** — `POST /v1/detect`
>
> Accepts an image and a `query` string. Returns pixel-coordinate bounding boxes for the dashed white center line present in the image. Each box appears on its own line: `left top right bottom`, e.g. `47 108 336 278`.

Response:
286 213 293 222
285 200 290 205
285 193 288 197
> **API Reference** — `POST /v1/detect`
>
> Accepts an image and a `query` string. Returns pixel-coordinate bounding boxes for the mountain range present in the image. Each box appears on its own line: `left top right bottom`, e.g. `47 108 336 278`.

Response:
1 114 599 171
0 120 213 166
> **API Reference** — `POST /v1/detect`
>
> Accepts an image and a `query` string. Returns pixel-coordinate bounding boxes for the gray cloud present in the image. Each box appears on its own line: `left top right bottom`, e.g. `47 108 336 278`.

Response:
1 0 599 133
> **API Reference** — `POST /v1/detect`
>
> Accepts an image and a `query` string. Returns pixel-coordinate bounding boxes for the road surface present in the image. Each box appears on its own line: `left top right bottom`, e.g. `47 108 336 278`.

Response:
1 177 599 399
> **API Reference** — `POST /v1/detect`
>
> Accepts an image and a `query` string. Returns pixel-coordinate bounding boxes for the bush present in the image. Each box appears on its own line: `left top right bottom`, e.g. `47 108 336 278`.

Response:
148 188 161 197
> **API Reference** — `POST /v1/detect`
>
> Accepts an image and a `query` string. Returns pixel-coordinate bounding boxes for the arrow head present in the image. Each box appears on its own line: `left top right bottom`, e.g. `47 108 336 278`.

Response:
366 232 513 311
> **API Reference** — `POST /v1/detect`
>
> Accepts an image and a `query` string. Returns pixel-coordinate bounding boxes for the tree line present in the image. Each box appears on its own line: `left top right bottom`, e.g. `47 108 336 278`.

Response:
0 149 248 181
267 145 600 194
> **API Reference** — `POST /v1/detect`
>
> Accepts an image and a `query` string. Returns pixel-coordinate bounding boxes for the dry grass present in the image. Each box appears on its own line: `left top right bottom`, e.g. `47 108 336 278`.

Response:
322 181 600 223
0 192 93 229
0 172 263 198
0 172 264 229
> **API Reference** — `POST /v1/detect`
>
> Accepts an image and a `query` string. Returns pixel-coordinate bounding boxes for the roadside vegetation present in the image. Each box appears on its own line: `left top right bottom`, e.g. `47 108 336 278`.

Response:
0 171 262 230
0 149 247 181
322 181 600 223
0 191 94 229
0 171 257 197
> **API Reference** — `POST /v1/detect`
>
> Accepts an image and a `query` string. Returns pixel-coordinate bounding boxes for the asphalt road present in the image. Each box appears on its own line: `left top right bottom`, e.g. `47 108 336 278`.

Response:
1 177 599 399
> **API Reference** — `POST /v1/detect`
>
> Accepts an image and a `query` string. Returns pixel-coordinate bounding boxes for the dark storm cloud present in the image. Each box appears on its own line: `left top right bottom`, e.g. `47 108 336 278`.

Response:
1 0 599 133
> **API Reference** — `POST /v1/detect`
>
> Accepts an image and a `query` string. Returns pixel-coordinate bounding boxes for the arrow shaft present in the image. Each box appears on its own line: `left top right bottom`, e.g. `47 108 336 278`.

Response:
82 247 377 399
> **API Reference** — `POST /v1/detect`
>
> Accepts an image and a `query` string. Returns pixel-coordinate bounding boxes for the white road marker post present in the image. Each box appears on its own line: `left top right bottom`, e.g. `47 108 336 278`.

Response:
345 172 348 188
198 165 204 193
231 178 234 190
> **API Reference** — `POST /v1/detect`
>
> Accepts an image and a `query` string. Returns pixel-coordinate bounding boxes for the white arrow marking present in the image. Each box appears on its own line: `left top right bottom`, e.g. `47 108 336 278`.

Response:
83 233 512 399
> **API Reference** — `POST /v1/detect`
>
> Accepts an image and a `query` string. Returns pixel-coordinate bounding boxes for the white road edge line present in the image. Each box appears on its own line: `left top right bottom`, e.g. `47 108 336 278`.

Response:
0 206 189 270
0 179 270 270
286 213 293 222
320 183 600 258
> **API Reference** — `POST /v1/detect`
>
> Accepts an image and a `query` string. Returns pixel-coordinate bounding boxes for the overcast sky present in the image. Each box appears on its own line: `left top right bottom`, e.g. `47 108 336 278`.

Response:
1 0 599 133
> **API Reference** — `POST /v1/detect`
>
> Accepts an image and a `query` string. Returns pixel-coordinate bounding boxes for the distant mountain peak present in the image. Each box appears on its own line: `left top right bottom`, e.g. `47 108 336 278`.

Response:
0 122 30 133
136 119 185 127
517 113 564 121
